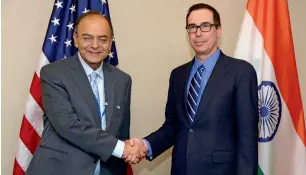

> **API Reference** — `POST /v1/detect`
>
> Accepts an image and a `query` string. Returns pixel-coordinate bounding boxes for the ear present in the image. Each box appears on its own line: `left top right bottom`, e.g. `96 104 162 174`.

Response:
216 26 222 38
108 37 113 52
73 32 79 48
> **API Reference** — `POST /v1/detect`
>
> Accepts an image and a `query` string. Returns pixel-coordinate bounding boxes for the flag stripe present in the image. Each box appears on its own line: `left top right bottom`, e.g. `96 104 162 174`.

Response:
13 159 25 175
29 73 43 109
257 166 265 175
36 53 50 77
19 116 41 154
24 95 44 136
247 0 306 146
15 138 33 172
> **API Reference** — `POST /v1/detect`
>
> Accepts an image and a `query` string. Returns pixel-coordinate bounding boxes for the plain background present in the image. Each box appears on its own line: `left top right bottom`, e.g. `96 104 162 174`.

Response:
2 0 306 174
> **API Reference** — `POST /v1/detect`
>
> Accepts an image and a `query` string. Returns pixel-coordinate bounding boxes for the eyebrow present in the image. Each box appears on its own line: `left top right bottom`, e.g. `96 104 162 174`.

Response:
81 34 109 38
187 22 213 25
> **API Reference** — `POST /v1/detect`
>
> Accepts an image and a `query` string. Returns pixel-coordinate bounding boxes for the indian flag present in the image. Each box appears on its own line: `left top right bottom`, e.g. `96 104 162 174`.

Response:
234 0 306 174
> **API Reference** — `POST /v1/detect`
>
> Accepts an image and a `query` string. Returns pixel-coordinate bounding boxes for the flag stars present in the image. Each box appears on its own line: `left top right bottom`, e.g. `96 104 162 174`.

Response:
83 8 90 13
51 17 60 26
49 34 57 43
54 1 63 9
101 0 107 5
67 22 74 30
69 4 76 13
108 52 114 58
64 39 72 47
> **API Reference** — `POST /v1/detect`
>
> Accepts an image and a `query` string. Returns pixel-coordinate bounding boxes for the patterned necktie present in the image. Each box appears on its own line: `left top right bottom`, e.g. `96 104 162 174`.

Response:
89 72 100 106
89 72 106 130
187 64 205 122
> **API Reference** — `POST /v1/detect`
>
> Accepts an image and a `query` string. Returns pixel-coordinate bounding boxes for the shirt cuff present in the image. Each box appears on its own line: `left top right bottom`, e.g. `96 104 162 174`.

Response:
143 139 153 159
112 140 125 158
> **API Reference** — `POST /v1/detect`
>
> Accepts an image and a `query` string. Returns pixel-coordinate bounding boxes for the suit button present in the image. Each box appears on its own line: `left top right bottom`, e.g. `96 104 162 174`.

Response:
189 129 193 132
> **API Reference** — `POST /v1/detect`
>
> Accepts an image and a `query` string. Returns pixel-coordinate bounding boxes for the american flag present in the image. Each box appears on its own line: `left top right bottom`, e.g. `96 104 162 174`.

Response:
13 0 133 174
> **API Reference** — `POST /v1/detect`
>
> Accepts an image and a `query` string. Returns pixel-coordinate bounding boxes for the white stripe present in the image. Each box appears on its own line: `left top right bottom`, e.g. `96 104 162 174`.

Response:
36 53 50 77
188 113 193 122
15 138 33 172
188 92 196 104
196 71 202 80
24 94 44 136
193 77 200 88
235 10 306 175
187 100 196 114
190 84 198 96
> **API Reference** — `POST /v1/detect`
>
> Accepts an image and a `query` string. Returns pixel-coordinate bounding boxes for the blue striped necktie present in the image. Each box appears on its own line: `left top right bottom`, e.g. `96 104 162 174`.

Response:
187 64 205 122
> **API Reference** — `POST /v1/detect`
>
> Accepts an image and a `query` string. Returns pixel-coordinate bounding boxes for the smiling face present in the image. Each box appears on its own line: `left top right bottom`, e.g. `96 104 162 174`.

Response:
187 8 222 60
73 14 113 70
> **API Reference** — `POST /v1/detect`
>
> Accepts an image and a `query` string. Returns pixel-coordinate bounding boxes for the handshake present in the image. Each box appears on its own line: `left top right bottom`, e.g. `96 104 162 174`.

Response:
122 138 149 164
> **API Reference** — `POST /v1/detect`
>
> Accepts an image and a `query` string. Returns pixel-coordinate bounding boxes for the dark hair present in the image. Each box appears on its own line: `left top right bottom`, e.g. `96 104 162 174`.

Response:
74 11 114 36
186 3 221 27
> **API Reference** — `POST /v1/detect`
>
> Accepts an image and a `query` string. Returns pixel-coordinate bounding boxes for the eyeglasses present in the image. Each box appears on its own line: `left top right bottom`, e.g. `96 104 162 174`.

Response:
186 22 218 33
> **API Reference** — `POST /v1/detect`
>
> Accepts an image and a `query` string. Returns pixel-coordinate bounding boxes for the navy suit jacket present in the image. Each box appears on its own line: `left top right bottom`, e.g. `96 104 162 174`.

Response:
145 52 258 175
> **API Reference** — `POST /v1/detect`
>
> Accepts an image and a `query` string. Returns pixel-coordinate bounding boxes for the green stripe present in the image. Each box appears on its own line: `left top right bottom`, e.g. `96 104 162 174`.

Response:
258 166 265 175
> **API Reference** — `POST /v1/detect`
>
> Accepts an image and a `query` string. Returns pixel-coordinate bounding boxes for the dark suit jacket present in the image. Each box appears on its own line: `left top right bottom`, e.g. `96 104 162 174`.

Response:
145 51 258 175
26 55 132 175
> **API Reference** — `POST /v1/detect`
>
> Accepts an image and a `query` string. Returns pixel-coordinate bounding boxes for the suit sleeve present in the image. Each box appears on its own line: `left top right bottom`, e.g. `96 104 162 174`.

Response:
144 71 176 159
235 63 259 175
40 66 118 162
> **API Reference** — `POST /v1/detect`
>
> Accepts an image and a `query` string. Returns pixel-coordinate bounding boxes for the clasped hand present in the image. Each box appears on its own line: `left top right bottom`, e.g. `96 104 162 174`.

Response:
122 138 148 164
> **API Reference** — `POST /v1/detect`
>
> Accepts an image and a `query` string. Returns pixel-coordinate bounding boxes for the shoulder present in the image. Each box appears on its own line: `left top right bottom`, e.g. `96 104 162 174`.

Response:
223 54 256 76
104 63 131 82
41 56 77 73
170 61 193 77
40 56 76 78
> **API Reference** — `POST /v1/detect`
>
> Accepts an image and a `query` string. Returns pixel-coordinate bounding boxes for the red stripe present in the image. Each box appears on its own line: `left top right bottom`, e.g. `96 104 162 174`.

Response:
13 159 25 175
19 115 41 154
30 73 43 109
247 0 306 146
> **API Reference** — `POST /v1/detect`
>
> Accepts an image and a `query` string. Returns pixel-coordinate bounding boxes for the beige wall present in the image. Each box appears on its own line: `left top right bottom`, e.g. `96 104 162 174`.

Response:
2 0 306 174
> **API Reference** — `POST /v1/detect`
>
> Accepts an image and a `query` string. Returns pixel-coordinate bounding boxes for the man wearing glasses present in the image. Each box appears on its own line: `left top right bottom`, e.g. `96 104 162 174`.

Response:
128 3 259 175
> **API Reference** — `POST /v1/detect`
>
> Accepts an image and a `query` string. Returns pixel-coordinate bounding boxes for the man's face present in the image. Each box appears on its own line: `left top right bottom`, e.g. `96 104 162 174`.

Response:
186 9 222 56
73 15 112 67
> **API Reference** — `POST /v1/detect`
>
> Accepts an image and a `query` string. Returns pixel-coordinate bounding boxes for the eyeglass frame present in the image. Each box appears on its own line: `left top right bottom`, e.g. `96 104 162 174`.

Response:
185 22 219 33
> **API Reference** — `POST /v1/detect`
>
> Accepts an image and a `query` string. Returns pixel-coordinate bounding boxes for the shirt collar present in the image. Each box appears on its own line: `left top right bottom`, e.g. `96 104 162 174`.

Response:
78 52 104 79
194 48 220 73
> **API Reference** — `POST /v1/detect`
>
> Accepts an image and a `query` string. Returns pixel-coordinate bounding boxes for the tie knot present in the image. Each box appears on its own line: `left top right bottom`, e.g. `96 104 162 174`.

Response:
198 65 205 73
89 72 99 83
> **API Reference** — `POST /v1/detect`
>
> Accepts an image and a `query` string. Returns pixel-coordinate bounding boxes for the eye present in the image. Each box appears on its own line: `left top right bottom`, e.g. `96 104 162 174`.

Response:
98 38 108 44
200 23 211 28
187 25 197 29
83 36 92 40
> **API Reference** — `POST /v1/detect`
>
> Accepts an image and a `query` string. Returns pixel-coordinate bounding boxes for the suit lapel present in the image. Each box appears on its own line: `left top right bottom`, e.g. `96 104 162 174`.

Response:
191 53 229 126
103 63 115 131
69 55 101 127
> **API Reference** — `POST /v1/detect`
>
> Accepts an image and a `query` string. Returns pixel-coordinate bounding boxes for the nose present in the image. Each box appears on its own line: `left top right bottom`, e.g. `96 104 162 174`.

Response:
195 27 202 36
91 38 99 49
